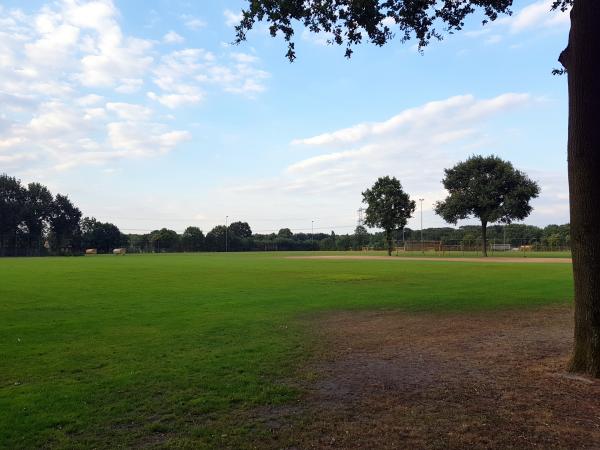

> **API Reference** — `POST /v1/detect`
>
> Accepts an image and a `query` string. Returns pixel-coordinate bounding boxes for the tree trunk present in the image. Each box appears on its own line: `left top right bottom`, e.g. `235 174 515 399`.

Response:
481 221 488 257
386 229 393 256
561 0 600 377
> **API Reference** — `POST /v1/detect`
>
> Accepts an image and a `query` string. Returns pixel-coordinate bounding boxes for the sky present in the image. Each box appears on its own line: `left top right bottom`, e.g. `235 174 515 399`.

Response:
0 0 571 235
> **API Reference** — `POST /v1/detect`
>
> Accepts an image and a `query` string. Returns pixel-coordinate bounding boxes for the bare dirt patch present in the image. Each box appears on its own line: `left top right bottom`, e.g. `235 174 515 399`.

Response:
253 305 600 449
286 255 572 263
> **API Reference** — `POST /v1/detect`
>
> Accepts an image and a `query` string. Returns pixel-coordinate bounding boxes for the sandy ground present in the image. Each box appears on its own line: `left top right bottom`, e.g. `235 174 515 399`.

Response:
248 305 600 449
285 255 572 264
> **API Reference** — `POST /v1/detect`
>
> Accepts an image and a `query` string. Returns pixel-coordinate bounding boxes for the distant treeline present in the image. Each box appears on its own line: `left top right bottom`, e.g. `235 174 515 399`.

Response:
126 223 570 253
1 173 570 256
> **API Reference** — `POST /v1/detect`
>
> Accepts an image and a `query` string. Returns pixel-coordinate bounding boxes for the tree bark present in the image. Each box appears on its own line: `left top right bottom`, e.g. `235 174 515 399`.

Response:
481 220 488 257
561 0 600 377
386 229 393 256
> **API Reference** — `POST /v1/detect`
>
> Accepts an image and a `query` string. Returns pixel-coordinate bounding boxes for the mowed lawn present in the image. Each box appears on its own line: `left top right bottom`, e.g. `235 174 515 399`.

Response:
0 253 573 448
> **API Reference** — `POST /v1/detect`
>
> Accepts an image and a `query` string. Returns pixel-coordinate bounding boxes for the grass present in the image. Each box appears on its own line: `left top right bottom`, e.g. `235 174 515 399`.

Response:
0 252 573 448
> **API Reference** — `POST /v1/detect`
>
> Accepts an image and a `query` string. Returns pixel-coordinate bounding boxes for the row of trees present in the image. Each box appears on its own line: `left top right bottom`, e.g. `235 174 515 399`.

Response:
0 162 556 257
124 222 569 254
0 174 129 256
0 174 82 256
362 156 540 256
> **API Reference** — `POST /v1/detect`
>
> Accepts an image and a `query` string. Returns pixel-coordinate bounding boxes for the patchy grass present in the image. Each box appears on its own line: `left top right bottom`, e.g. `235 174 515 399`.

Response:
0 252 573 448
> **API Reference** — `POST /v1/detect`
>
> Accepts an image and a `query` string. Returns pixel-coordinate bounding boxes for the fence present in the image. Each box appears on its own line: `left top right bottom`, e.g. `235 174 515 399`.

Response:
398 239 571 255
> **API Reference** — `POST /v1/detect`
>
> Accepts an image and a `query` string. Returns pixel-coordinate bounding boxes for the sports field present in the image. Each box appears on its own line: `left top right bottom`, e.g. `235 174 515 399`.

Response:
0 252 579 448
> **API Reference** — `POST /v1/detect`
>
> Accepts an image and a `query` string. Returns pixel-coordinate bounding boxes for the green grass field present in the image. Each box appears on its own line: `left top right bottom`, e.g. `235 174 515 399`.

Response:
0 253 573 448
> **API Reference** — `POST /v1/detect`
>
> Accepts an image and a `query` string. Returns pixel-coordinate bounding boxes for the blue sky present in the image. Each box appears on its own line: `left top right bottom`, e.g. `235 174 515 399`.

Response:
0 0 570 235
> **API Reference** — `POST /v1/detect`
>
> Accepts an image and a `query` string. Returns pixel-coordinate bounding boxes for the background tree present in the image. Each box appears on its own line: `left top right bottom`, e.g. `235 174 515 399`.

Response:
181 226 205 252
205 225 228 252
353 225 369 250
277 228 293 238
228 221 252 239
234 0 600 378
0 174 26 256
49 194 82 255
23 183 53 255
81 217 126 253
435 155 539 256
149 228 180 253
362 176 415 256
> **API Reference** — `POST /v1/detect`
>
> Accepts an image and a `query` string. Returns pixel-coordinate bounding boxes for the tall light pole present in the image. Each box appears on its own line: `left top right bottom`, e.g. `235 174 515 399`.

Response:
311 220 314 250
419 198 424 253
225 215 228 253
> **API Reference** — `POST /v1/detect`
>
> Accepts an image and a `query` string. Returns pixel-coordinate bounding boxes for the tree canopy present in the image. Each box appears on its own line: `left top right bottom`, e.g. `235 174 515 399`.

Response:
362 176 415 255
229 221 253 238
235 0 572 61
434 155 540 255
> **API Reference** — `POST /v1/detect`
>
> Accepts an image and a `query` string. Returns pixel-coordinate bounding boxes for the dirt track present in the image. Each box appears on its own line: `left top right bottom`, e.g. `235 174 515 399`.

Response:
286 255 572 263
250 305 600 449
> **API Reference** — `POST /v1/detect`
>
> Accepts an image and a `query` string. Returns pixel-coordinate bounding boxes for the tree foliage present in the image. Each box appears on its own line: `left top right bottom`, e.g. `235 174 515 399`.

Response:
23 183 53 248
181 226 205 252
229 221 253 238
434 155 540 255
362 176 415 255
235 0 570 61
149 228 180 252
81 217 127 253
49 194 82 254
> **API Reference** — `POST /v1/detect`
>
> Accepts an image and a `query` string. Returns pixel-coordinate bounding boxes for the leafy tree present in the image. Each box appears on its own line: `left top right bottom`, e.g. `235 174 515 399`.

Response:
353 225 369 250
277 228 293 238
362 176 415 256
81 217 125 253
49 194 82 255
149 228 180 253
181 226 205 252
23 183 53 254
434 155 539 256
205 225 228 252
234 0 600 378
0 174 26 256
228 221 252 238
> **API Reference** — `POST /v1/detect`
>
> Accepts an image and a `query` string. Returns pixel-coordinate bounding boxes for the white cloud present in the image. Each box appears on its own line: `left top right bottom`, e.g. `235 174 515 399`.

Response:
0 1 191 173
0 0 270 174
107 122 190 155
181 14 206 30
105 102 153 121
291 93 530 147
505 0 570 33
148 48 270 107
224 9 242 27
219 93 565 230
147 91 205 109
115 78 143 93
465 0 570 41
163 30 184 44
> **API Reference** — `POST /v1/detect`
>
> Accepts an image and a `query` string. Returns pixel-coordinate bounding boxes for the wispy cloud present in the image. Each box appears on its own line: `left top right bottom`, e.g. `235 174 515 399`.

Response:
224 9 242 27
218 93 566 228
0 0 270 173
163 30 184 44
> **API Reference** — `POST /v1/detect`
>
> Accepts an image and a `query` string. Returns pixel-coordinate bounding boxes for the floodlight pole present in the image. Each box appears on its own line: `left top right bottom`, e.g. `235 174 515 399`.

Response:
419 198 424 253
311 220 314 251
225 215 228 253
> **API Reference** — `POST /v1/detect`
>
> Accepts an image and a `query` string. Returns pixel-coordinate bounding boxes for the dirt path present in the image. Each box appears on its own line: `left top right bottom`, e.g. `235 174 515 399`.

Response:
286 255 572 263
251 305 599 449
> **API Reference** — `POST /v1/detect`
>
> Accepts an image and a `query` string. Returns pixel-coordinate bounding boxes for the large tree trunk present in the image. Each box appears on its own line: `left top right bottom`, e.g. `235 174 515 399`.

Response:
386 230 393 256
561 0 600 377
481 220 488 257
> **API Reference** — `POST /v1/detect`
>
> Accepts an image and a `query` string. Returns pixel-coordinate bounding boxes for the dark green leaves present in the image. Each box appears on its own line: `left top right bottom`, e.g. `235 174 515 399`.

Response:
235 0 516 61
434 155 540 226
362 175 416 233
